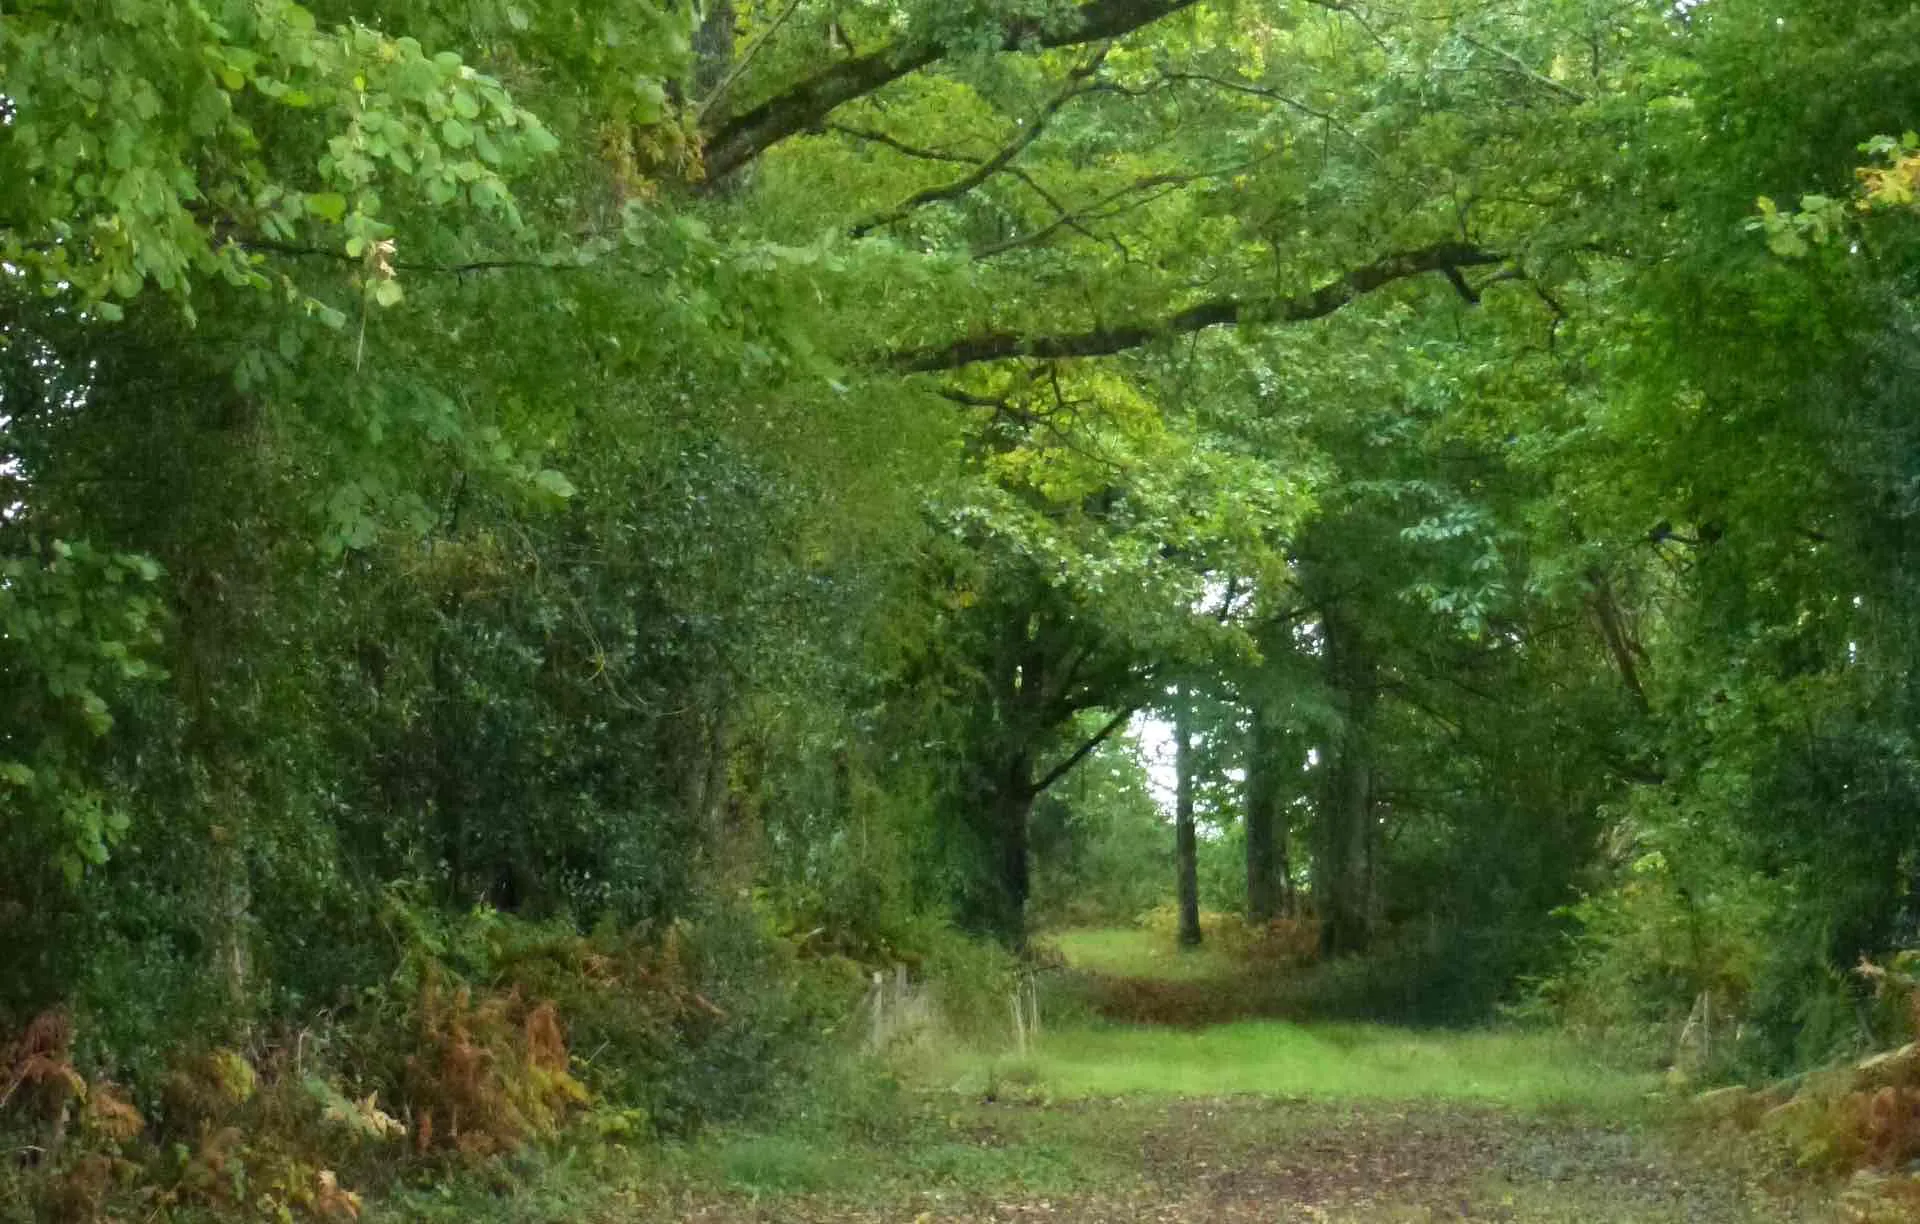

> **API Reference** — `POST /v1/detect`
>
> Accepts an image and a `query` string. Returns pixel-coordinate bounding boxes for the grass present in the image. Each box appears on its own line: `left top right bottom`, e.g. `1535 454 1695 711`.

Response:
373 927 1822 1222
632 926 1667 1212
668 1103 1136 1197
380 1086 1816 1223
1021 926 1654 1110
1043 926 1247 982
936 1022 1655 1111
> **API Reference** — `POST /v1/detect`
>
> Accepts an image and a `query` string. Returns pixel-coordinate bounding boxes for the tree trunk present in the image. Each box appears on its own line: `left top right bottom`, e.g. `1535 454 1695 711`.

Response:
1317 612 1376 958
175 563 255 1014
970 749 1037 949
692 0 736 98
1174 692 1203 948
1320 736 1372 957
1244 707 1283 925
999 780 1036 951
430 623 468 903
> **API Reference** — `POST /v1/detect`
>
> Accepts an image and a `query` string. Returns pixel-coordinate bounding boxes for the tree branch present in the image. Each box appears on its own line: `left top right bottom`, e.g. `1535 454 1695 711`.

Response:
971 162 1252 260
1460 35 1588 103
1002 167 1129 255
889 242 1504 371
1030 706 1137 796
1156 70 1380 160
701 0 1203 178
827 122 978 164
1585 566 1649 713
849 48 1110 238
934 387 1014 409
696 0 809 121
828 125 1123 253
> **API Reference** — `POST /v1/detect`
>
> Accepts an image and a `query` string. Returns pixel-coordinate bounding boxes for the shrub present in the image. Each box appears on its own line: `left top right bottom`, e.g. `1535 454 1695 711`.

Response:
399 978 587 1156
919 926 1021 1046
1531 847 1773 1072
1693 953 1920 1219
0 897 875 1221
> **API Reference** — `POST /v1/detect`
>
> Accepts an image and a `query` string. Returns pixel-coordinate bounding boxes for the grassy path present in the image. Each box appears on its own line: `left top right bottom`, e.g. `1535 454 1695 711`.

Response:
393 929 1831 1223
638 1093 1813 1222
618 931 1826 1223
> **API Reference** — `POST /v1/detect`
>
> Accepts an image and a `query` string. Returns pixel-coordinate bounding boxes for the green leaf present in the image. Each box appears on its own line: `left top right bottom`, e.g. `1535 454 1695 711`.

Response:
307 191 348 223
1766 228 1808 259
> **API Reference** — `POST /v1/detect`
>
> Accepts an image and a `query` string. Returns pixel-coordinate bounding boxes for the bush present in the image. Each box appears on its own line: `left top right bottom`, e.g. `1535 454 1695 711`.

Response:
919 926 1021 1046
0 896 875 1221
1529 844 1769 1067
1694 955 1920 1219
0 1011 405 1224
367 896 867 1136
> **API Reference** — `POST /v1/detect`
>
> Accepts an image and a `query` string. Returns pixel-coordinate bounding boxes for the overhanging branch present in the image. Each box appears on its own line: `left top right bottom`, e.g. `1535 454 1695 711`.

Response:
1030 706 1137 796
827 123 977 164
702 0 1204 178
849 47 1110 238
888 242 1504 371
971 158 1261 260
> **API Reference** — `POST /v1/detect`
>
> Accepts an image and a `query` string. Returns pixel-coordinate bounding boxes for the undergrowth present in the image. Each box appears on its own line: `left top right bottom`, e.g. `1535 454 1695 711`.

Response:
1688 952 1920 1221
0 898 868 1223
7 910 1889 1222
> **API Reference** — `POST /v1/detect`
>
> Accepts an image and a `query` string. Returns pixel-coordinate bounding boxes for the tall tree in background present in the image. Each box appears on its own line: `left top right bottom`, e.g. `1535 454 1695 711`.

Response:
1172 685 1204 948
1243 609 1309 924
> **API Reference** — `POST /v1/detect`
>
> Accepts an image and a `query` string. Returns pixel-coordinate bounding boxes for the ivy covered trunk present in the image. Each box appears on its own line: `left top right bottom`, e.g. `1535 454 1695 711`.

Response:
1174 692 1203 948
1318 610 1377 959
994 775 1037 952
1244 706 1287 924
958 746 1038 949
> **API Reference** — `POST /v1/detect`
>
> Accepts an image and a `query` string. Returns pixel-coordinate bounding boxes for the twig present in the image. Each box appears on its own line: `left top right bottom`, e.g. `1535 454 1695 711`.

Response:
827 123 977 164
697 0 809 122
1460 34 1587 103
972 160 1256 260
1157 70 1381 161
848 45 1113 238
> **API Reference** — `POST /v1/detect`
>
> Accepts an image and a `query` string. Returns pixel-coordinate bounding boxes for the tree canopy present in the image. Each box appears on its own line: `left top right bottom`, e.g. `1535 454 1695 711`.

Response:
8 0 1920 1166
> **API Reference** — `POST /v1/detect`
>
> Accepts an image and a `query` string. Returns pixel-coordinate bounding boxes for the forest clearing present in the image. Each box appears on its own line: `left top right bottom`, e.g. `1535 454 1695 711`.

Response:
10 1 1920 1221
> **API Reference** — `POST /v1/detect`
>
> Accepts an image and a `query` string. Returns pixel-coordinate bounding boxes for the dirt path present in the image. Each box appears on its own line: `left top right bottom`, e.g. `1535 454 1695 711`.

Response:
635 1096 1823 1222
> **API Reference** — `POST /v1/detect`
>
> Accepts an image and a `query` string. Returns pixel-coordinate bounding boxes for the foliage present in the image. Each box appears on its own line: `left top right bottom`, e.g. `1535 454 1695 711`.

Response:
1688 954 1920 1217
0 899 869 1221
15 0 1920 1217
0 541 163 907
1029 731 1168 928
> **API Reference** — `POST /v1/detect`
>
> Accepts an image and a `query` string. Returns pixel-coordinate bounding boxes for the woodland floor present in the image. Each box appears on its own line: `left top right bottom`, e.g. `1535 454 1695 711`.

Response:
390 930 1835 1224
627 1093 1821 1222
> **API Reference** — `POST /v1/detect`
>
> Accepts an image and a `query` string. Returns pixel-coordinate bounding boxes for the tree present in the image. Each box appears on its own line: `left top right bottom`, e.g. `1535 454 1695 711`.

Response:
20 0 1920 1114
1172 685 1204 948
1242 609 1311 924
